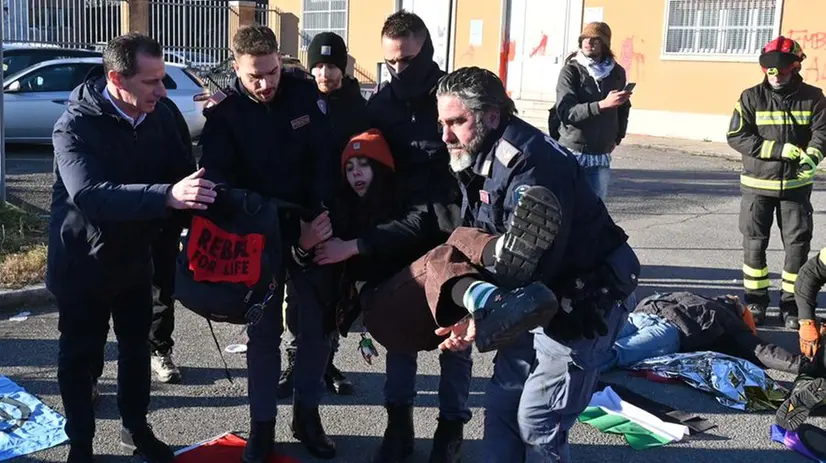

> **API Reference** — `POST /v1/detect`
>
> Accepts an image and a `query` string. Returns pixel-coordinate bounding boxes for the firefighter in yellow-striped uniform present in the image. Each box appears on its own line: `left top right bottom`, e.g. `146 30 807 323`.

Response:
727 36 826 329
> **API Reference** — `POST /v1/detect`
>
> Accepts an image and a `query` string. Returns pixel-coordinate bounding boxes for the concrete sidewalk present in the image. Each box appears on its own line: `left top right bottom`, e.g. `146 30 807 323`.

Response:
622 134 739 161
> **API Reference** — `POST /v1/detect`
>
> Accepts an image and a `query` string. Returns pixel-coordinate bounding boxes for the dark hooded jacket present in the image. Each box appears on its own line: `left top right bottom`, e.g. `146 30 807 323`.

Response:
320 75 370 152
47 78 193 298
363 34 462 263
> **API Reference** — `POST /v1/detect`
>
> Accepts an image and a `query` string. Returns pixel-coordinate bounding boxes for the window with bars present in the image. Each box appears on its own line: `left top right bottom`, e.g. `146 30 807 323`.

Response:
663 0 781 58
302 0 347 48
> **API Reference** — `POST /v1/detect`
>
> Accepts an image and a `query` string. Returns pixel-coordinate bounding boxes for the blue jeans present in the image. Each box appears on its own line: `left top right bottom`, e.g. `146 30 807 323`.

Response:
384 348 473 422
583 166 610 201
596 312 681 372
483 296 633 462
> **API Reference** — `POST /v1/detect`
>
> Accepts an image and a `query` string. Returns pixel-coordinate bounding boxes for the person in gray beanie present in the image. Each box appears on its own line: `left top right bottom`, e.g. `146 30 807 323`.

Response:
278 31 369 401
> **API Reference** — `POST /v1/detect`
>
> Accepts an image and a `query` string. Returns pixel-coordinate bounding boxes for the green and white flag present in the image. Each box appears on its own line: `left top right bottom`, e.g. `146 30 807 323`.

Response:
578 386 689 450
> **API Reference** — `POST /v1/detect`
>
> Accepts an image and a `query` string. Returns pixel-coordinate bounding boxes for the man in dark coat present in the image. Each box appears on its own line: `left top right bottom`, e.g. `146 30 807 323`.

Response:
49 33 214 462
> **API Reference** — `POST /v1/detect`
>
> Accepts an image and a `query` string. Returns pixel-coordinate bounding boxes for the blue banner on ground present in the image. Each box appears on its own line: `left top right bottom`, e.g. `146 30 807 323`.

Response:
0 374 68 461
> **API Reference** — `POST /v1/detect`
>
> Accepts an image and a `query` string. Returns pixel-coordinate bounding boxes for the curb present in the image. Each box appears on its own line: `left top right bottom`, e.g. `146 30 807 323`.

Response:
622 138 740 161
0 284 54 313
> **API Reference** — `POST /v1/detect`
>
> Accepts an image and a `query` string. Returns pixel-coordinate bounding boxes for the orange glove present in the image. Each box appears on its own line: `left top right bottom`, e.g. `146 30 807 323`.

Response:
799 319 821 359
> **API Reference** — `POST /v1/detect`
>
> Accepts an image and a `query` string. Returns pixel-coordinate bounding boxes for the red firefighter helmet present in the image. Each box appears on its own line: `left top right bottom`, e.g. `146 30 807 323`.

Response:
760 36 806 76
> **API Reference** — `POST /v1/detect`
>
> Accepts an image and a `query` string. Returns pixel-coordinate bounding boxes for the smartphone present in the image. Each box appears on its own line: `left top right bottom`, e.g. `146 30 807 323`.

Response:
623 82 636 92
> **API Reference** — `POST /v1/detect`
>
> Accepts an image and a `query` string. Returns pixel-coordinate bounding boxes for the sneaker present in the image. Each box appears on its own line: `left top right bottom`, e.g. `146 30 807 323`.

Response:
120 425 174 463
473 282 559 353
776 376 826 431
747 303 767 326
493 185 562 289
325 362 354 395
151 351 182 384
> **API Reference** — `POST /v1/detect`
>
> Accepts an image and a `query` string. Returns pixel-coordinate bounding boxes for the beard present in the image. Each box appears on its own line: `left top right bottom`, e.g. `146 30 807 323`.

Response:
447 114 492 173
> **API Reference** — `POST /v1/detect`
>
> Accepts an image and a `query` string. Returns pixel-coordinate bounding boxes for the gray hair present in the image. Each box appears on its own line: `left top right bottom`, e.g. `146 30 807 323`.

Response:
436 66 517 118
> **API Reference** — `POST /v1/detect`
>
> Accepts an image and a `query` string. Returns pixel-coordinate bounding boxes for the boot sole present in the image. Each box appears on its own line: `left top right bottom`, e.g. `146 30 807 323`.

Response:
493 186 562 289
476 296 557 353
777 377 826 431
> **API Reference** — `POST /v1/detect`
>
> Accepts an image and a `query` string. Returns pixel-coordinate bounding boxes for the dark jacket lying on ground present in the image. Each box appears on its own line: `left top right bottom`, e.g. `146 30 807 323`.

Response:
48 78 193 298
634 292 806 373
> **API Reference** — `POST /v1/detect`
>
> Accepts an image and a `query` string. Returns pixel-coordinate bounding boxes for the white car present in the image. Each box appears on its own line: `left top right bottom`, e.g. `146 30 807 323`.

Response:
3 57 211 144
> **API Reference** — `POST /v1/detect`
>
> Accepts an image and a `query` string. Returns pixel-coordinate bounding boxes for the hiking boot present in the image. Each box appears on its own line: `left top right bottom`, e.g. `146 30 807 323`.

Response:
428 418 464 463
325 361 354 395
747 303 767 326
777 376 826 431
151 350 182 384
120 425 174 463
371 404 414 463
473 282 559 353
277 349 296 399
292 402 336 459
492 185 562 289
243 419 275 463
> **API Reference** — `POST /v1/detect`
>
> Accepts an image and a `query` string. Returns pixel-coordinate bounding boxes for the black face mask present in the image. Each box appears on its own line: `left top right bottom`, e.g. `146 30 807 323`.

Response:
387 33 441 100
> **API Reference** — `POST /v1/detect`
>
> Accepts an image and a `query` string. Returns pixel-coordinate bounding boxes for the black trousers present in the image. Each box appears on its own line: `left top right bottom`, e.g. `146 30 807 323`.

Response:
740 191 813 311
57 282 154 448
148 227 180 354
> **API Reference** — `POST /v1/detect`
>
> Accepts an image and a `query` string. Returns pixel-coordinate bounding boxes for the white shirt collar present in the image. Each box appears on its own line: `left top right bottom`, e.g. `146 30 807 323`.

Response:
103 87 146 127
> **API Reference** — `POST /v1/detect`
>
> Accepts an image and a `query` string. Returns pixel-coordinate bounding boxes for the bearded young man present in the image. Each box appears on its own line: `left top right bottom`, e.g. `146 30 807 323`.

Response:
198 25 340 462
554 21 631 200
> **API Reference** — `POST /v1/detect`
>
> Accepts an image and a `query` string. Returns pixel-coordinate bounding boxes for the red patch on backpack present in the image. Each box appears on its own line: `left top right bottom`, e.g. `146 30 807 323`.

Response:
187 217 265 287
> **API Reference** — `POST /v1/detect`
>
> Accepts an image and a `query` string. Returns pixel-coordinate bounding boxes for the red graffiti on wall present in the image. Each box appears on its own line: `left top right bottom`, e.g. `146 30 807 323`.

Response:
530 33 548 57
783 30 826 83
619 36 646 81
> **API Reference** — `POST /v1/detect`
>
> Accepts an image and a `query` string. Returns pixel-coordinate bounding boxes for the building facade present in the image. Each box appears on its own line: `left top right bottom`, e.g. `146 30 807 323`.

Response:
274 0 826 142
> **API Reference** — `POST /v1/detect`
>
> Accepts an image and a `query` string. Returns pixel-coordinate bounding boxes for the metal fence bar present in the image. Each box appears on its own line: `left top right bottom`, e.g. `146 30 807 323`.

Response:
3 0 125 49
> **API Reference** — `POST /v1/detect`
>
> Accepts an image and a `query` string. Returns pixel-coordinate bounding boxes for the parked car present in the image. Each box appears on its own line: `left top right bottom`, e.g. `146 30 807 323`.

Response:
3 57 211 144
2 44 101 78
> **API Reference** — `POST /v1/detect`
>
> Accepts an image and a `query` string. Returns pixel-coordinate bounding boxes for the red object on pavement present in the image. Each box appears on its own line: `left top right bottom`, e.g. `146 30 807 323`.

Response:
629 370 683 384
174 433 300 463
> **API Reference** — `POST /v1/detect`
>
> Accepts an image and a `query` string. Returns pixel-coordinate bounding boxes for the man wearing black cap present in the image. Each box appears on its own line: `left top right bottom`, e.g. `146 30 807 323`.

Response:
727 36 826 330
278 31 368 399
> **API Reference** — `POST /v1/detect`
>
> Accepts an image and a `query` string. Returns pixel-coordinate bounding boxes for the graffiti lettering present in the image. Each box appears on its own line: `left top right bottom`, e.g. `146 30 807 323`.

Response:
787 29 826 51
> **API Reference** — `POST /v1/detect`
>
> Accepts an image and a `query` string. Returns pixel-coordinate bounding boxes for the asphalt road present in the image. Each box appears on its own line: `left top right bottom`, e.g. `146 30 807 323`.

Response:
2 143 826 462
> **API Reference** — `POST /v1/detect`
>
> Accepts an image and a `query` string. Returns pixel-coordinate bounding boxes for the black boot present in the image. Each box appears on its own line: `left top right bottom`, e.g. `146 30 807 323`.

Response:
242 419 275 463
781 301 801 329
325 359 354 395
473 282 558 353
747 303 767 326
493 185 562 289
777 376 826 431
120 425 174 463
292 403 336 459
371 404 414 463
277 349 296 399
428 418 464 463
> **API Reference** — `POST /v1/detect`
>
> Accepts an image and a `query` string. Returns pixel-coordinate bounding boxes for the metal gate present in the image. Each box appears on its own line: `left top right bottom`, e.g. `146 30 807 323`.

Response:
3 0 125 48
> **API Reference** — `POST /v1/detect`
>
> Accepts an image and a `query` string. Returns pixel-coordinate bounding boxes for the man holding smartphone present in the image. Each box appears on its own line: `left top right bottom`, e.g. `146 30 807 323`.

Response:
553 21 632 200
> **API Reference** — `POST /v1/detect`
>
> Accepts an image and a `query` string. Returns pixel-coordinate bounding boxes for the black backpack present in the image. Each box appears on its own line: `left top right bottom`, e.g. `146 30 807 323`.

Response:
174 187 285 325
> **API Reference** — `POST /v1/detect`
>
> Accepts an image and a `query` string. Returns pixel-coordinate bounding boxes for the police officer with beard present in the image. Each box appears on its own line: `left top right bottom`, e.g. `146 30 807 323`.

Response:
198 26 339 461
435 67 639 462
365 10 468 463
